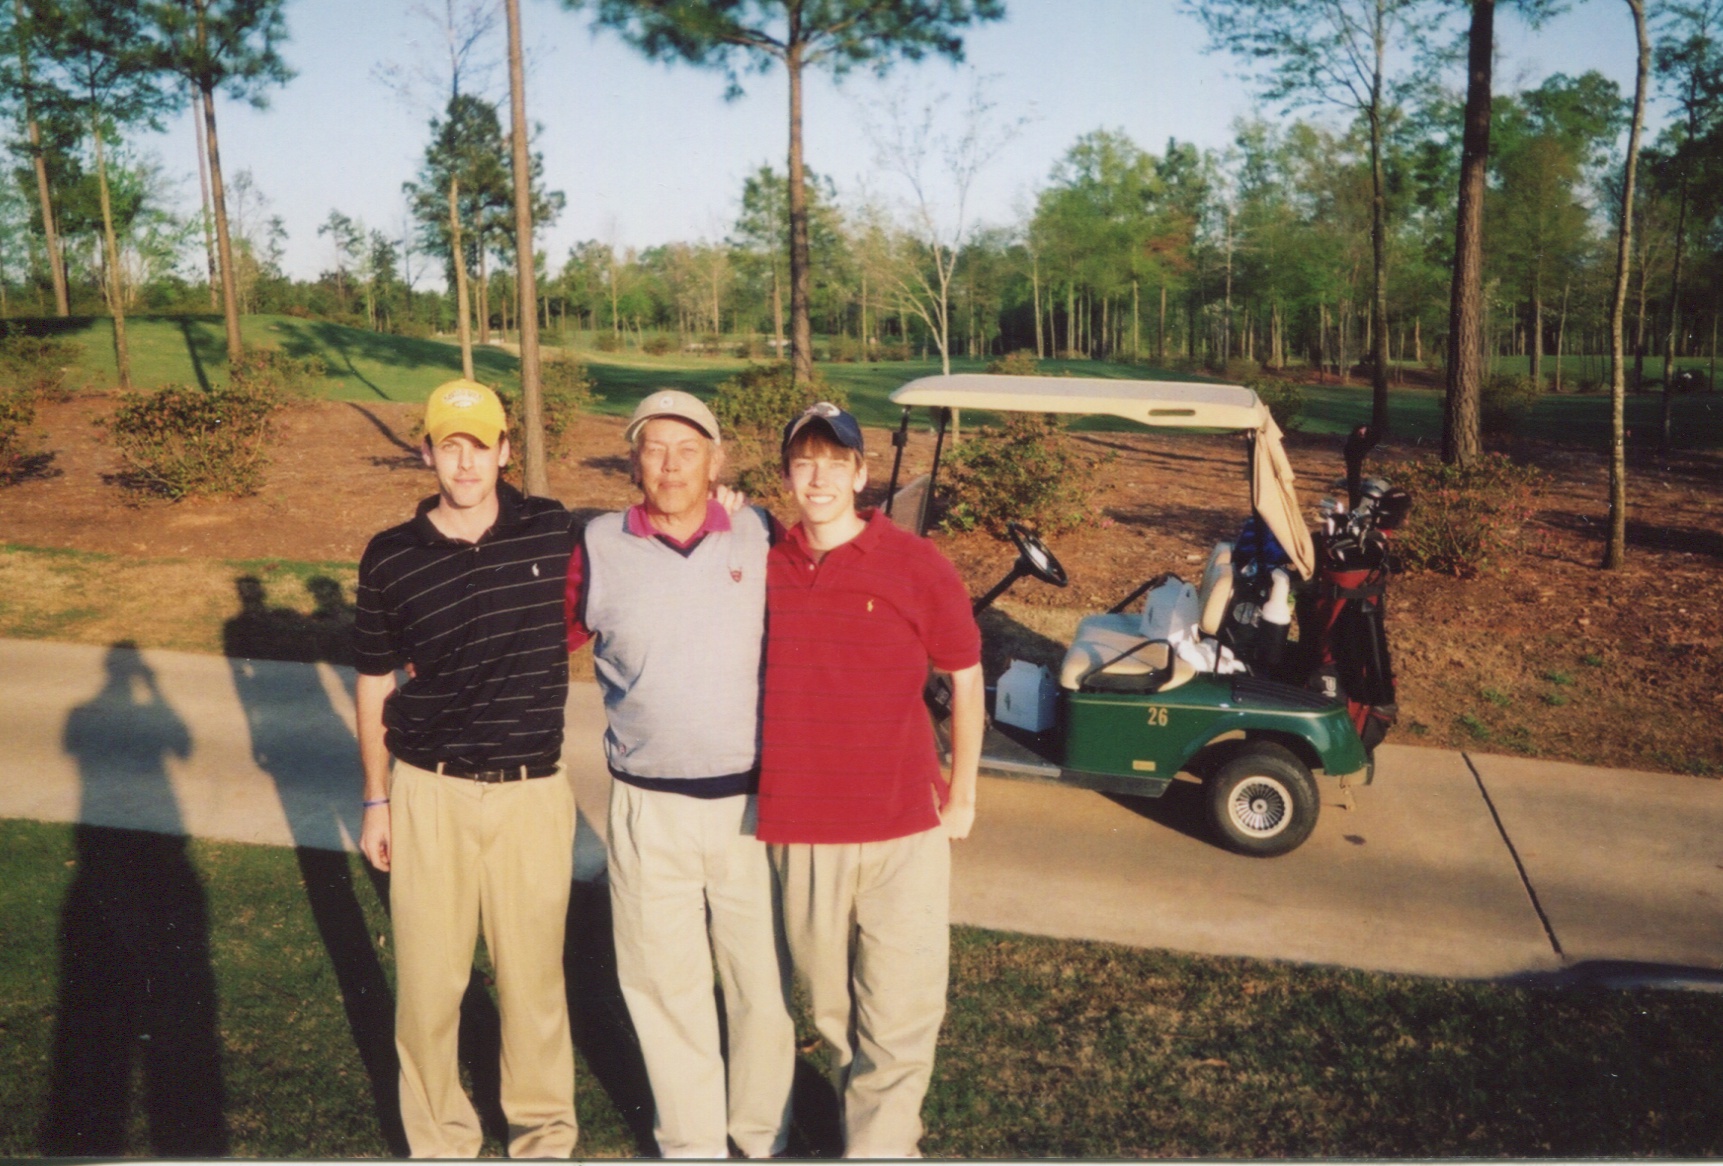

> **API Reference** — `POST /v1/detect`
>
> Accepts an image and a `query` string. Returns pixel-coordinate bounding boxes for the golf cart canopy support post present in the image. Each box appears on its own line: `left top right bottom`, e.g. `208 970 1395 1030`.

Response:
889 374 1316 580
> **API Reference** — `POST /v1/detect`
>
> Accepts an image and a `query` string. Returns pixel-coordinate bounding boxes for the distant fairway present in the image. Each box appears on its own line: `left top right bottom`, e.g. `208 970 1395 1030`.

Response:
15 314 1723 448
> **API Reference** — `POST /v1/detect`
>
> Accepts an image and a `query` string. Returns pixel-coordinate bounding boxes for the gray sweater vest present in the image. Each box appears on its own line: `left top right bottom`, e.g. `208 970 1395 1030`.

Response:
582 506 770 781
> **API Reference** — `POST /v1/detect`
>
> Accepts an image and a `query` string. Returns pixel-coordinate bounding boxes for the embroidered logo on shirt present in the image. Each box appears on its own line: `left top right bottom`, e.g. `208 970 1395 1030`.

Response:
866 599 874 612
731 568 743 582
532 563 541 577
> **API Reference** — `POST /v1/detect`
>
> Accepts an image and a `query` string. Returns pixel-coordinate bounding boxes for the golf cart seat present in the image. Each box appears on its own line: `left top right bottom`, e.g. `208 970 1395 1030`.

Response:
1060 614 1198 694
1197 542 1234 636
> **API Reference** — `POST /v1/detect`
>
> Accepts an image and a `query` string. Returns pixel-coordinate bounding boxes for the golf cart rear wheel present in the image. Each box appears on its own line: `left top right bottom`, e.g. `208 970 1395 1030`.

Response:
1207 744 1319 857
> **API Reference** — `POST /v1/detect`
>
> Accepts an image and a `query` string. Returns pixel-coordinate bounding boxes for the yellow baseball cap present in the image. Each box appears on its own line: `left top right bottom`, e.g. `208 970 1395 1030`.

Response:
425 378 507 447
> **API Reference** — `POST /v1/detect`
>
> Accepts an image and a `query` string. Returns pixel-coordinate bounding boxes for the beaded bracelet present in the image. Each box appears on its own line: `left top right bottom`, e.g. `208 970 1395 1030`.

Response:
362 797 391 808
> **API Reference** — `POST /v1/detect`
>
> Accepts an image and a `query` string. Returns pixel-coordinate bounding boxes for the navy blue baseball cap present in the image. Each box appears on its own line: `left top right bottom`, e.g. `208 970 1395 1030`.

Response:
782 401 865 457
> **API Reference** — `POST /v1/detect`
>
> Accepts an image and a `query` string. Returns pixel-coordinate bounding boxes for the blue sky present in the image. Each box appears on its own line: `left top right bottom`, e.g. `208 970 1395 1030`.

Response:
144 0 1661 284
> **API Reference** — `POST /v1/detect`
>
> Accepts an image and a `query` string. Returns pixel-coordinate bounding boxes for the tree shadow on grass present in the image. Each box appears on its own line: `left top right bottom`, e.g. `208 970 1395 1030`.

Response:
222 575 411 1152
347 401 421 456
271 318 518 398
41 643 227 1156
176 316 218 392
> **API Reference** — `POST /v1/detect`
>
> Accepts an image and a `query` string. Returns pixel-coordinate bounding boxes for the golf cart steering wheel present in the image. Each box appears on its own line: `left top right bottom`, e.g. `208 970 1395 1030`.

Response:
1008 522 1069 588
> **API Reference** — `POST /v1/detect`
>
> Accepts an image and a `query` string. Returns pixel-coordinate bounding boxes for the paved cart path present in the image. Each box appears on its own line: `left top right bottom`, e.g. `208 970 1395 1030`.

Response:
4 638 1720 984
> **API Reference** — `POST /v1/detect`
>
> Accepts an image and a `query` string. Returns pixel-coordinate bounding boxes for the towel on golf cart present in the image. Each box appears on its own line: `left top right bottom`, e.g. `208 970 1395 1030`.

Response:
1140 576 1246 675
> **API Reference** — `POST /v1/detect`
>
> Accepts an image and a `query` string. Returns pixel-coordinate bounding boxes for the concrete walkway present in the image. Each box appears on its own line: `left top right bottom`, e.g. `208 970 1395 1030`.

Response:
4 638 1720 985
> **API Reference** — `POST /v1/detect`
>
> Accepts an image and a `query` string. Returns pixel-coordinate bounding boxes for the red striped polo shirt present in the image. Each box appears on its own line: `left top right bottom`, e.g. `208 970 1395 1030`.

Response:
757 509 981 844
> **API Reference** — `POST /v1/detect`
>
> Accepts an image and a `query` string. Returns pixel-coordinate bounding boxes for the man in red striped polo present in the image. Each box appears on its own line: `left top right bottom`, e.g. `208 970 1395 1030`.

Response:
756 402 985 1158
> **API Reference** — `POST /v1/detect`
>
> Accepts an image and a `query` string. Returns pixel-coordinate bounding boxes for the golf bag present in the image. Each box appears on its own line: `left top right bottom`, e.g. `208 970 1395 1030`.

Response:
1302 551 1398 753
1294 425 1411 754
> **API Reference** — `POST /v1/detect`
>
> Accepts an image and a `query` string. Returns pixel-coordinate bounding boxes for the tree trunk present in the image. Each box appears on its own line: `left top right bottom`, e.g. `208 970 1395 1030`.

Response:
1555 279 1569 392
860 267 870 359
785 30 813 385
504 0 546 495
1367 36 1391 436
1132 280 1140 357
1632 226 1649 390
1606 0 1649 571
771 259 784 356
477 247 490 345
1443 0 1492 465
1158 282 1167 362
1031 256 1042 359
15 0 69 317
1661 170 1690 452
448 177 475 380
190 79 219 311
194 3 244 361
1530 272 1543 387
198 85 244 360
90 114 131 391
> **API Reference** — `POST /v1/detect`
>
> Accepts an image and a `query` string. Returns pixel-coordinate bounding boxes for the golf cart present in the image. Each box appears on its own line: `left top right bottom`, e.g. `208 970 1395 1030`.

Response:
884 374 1408 858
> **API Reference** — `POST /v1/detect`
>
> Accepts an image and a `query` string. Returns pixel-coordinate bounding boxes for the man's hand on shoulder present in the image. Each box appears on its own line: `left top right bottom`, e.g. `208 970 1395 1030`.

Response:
713 483 750 515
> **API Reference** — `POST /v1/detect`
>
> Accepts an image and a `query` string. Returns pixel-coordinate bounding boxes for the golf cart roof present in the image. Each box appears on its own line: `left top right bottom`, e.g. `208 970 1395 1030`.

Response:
889 372 1317 581
889 373 1271 431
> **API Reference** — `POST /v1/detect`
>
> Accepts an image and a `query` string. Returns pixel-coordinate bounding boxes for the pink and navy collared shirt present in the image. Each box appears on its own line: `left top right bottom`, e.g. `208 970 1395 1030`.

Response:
565 500 733 650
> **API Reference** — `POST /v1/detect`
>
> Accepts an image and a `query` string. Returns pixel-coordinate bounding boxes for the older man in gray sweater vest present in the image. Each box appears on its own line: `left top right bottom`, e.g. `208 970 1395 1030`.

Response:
564 391 793 1159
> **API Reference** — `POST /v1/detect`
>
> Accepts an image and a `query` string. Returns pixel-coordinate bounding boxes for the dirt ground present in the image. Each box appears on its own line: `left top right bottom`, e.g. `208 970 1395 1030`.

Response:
4 393 1720 777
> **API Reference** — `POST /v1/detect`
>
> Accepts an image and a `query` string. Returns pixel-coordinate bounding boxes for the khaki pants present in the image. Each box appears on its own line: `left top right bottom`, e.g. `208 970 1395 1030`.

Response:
607 782 795 1157
772 828 951 1159
390 761 578 1159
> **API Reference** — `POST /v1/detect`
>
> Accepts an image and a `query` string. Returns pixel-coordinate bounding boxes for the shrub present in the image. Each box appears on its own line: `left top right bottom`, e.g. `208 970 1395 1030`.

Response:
106 381 283 499
711 362 847 497
495 357 599 448
594 331 623 353
827 335 864 363
1481 373 1542 436
876 341 911 362
642 334 674 356
1248 377 1306 432
1388 453 1545 578
986 350 1042 376
228 348 325 399
1208 356 1260 383
939 413 1107 539
0 334 80 399
0 388 39 482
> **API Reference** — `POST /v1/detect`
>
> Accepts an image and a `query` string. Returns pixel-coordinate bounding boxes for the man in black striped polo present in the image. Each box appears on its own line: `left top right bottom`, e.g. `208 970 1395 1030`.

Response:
354 379 579 1158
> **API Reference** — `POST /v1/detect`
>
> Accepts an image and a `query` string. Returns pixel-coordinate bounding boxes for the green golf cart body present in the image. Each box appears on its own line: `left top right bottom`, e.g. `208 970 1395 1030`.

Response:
887 374 1371 857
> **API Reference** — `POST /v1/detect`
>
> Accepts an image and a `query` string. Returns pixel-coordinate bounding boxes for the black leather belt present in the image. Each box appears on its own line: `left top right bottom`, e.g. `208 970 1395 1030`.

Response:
434 762 559 783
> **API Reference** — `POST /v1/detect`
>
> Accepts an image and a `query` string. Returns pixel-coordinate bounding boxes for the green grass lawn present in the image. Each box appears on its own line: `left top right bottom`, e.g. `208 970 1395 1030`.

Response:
4 814 1723 1157
21 314 1723 449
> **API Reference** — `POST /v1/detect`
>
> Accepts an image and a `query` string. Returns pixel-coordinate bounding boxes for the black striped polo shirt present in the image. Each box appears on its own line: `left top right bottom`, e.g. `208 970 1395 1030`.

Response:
354 482 577 771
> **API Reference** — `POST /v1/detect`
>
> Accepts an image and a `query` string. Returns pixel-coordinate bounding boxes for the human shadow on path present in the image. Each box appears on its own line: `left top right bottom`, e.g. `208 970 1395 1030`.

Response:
222 574 516 1151
40 643 228 1156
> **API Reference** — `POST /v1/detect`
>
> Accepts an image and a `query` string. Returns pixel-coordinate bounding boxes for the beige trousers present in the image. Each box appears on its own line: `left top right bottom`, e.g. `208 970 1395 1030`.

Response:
390 761 578 1159
607 783 795 1158
772 827 951 1159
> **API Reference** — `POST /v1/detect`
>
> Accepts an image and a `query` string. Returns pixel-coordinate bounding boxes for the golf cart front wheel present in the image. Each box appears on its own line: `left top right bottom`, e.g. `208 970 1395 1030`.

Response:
1207 745 1319 857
